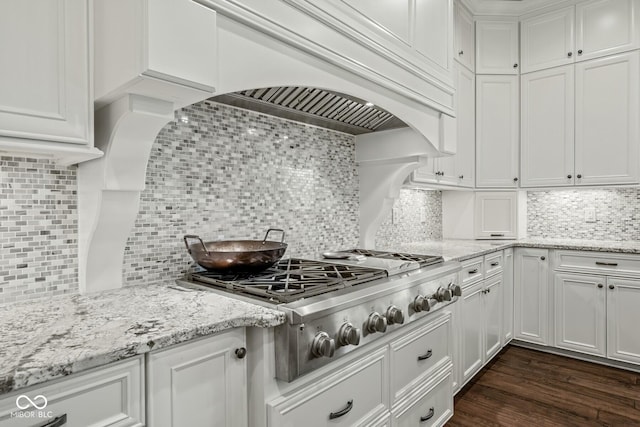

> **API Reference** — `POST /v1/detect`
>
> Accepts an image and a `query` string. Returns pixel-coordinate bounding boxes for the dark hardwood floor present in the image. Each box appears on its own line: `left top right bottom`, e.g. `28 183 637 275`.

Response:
447 345 640 426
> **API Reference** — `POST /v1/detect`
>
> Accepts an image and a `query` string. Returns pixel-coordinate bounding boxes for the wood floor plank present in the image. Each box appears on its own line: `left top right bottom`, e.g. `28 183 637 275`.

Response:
447 346 640 426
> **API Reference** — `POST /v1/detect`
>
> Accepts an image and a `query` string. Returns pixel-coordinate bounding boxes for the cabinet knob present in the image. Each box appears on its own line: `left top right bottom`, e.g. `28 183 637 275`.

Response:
597 283 604 288
513 63 519 68
567 52 573 57
578 49 583 55
459 175 464 179
577 174 582 179
567 174 572 179
459 50 464 55
235 347 247 359
540 256 546 261
609 284 615 290
513 177 519 182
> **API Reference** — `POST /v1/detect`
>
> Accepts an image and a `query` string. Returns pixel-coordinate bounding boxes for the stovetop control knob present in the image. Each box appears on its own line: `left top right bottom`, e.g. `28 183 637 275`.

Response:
434 287 453 302
386 305 405 325
447 283 462 297
413 295 437 312
366 312 388 334
338 323 361 346
311 332 335 358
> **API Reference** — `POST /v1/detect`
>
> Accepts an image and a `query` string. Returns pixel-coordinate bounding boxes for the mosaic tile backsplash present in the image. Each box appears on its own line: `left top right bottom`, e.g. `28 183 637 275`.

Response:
0 157 78 304
122 101 361 285
528 188 640 240
375 189 442 249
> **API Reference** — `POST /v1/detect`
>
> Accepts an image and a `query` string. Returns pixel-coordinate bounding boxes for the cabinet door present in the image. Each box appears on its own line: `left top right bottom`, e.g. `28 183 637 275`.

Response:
460 281 484 385
576 0 640 62
147 329 247 427
575 51 640 185
476 75 519 187
475 21 519 74
514 249 549 345
521 7 575 73
484 275 503 361
0 0 91 145
520 65 575 187
453 64 475 188
474 192 517 239
502 249 514 344
454 2 474 72
554 273 607 357
413 158 438 184
607 277 640 365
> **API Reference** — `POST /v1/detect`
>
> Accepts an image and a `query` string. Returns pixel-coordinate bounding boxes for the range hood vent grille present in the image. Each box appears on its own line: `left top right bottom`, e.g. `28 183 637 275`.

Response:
212 87 407 135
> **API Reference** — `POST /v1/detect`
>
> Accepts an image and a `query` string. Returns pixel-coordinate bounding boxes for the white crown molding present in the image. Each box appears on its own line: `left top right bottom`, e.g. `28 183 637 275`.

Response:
463 0 578 17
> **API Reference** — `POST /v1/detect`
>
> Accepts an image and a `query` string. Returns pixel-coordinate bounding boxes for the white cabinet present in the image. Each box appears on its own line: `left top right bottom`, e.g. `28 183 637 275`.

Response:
574 51 639 186
521 0 639 73
454 1 475 72
521 7 575 74
475 20 519 74
147 329 248 427
554 273 607 357
520 65 575 187
391 367 453 427
483 275 503 361
502 248 514 344
576 0 640 62
94 0 217 107
475 75 519 188
460 280 484 385
474 192 519 239
607 277 640 365
0 0 100 164
514 248 549 346
0 357 144 427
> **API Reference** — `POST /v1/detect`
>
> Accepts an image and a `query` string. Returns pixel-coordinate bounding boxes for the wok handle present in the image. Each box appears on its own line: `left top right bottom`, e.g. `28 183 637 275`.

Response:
263 228 286 243
183 235 209 255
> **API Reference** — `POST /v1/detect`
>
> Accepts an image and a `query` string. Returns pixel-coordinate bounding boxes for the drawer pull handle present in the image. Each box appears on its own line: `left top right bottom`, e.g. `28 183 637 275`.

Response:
596 262 618 267
418 349 433 361
490 262 499 267
468 268 478 274
490 233 504 237
329 400 353 419
420 407 435 422
39 414 67 427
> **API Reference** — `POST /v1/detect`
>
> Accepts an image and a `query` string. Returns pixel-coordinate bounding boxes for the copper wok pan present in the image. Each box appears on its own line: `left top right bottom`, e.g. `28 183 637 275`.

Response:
183 229 287 272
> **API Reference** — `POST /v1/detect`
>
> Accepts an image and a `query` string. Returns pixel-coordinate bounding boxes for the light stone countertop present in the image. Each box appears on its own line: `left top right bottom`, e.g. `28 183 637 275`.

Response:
0 282 286 394
382 238 640 262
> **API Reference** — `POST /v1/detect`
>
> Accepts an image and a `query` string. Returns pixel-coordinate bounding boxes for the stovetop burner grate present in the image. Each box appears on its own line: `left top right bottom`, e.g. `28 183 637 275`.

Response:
345 249 444 267
186 258 388 304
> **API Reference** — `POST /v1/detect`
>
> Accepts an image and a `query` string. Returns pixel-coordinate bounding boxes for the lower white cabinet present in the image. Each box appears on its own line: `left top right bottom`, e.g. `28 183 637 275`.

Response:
391 367 453 427
502 248 514 344
484 276 503 361
0 357 144 427
514 248 549 345
554 273 607 356
607 277 640 364
147 328 247 427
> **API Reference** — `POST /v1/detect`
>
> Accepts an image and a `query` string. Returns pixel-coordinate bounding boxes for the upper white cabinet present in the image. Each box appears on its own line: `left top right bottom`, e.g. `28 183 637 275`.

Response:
521 7 575 74
574 51 639 185
94 0 218 107
475 75 519 188
520 65 575 187
454 1 475 72
147 329 248 427
475 20 519 74
474 192 519 239
514 248 549 346
521 0 639 73
576 0 640 62
0 0 100 164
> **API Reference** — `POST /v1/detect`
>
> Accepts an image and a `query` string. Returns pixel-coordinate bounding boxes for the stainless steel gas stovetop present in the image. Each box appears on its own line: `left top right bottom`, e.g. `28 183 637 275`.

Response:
179 249 461 382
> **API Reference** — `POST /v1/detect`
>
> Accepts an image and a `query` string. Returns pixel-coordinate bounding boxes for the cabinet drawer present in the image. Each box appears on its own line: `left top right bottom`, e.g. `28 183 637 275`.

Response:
391 367 453 427
268 348 388 427
484 252 503 277
554 250 640 278
390 314 451 405
0 357 144 427
461 257 484 287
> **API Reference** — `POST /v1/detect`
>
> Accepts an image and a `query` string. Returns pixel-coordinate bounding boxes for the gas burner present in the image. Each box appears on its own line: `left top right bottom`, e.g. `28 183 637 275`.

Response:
345 249 444 268
186 258 388 304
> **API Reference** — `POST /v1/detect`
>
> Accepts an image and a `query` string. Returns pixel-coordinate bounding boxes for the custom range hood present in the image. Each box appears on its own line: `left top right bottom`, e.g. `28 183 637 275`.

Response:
77 0 456 293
